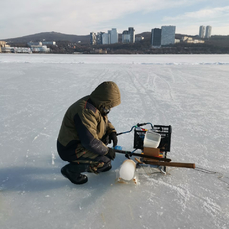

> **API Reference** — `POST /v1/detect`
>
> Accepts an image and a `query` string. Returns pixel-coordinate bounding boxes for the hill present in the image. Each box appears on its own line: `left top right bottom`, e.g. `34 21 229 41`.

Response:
2 31 153 45
3 31 90 44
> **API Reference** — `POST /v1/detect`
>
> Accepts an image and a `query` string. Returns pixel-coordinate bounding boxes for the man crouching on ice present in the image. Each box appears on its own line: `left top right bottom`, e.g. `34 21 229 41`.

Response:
57 81 121 185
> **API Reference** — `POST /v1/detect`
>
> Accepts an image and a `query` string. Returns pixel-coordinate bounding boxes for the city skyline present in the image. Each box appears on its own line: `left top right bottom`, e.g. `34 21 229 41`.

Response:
0 0 229 40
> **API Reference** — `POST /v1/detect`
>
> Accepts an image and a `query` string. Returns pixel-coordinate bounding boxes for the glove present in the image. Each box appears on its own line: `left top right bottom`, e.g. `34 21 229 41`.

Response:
106 147 116 160
109 132 118 147
101 134 109 145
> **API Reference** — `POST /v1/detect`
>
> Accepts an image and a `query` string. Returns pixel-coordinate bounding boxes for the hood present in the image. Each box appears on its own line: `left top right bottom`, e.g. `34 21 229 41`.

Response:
90 81 121 110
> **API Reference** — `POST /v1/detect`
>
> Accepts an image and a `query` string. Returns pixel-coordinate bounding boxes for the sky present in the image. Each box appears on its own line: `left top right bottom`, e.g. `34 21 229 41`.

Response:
0 0 229 39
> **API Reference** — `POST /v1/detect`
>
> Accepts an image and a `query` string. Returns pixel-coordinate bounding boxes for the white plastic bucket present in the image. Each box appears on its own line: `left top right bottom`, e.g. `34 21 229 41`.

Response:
143 130 161 148
119 159 136 181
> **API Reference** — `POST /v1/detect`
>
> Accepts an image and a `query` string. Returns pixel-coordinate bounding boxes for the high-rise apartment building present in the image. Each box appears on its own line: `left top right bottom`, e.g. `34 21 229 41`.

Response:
102 33 110 44
121 27 135 43
199 26 205 38
205 26 212 38
122 30 130 43
161 26 176 46
90 32 97 45
151 28 161 47
96 32 104 45
110 28 118 44
98 28 118 45
128 27 135 43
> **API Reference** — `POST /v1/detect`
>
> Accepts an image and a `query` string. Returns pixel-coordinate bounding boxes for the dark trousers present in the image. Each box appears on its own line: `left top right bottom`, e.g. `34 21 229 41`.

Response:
57 140 111 173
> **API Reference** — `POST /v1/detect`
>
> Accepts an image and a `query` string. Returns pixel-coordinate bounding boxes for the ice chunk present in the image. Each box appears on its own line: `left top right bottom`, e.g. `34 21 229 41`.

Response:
119 159 136 181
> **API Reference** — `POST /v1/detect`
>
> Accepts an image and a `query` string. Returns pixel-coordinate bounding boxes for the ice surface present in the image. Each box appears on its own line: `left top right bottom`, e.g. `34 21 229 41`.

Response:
0 54 229 229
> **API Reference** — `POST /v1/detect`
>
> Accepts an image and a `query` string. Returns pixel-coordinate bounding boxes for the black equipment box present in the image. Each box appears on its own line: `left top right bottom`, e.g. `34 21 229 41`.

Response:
134 125 172 152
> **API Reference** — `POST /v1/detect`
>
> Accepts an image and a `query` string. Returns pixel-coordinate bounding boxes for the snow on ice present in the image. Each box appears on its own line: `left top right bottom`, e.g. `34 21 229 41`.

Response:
0 54 229 229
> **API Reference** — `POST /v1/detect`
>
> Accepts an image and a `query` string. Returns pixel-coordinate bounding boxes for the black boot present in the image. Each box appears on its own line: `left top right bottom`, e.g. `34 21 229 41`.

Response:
61 164 88 185
97 162 112 173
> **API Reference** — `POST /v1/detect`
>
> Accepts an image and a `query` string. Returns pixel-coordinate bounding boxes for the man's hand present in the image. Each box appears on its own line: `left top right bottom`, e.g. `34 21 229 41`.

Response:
109 132 118 147
106 147 116 160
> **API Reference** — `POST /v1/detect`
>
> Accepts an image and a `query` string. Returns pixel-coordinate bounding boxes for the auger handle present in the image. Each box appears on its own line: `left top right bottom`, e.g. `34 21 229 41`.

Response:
143 160 195 169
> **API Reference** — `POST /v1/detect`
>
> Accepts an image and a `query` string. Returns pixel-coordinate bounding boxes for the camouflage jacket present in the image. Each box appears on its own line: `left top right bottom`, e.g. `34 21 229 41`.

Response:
57 81 121 156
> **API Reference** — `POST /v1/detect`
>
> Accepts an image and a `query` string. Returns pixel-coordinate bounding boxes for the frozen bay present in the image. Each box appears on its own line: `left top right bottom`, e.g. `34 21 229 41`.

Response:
0 54 229 229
